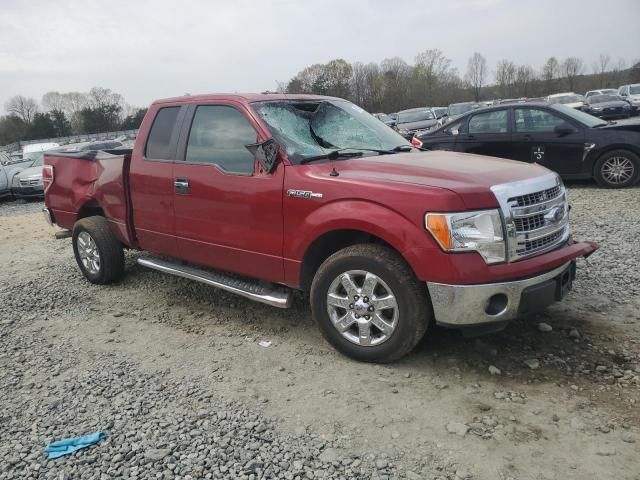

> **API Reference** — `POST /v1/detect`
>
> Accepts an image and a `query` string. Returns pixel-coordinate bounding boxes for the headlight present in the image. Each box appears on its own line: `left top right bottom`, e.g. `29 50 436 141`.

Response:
398 128 409 135
425 209 505 264
12 175 20 186
592 107 602 111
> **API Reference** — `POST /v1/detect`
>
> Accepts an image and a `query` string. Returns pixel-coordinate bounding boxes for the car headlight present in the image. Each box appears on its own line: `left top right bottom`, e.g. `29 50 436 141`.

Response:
592 107 602 111
398 128 409 135
12 175 20 186
425 209 505 264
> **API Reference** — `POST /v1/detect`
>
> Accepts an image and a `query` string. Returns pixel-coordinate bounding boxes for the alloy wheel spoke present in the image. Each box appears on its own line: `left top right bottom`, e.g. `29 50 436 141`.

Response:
327 293 351 309
340 273 359 298
357 321 372 346
361 272 378 298
372 294 397 311
334 312 356 332
371 313 394 335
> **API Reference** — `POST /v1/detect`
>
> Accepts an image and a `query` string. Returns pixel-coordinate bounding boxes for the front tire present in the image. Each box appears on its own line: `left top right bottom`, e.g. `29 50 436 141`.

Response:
310 244 431 362
72 216 124 284
594 149 639 188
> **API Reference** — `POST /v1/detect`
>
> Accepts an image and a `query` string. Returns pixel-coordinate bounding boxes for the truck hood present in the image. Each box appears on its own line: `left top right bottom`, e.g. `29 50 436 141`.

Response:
318 150 552 209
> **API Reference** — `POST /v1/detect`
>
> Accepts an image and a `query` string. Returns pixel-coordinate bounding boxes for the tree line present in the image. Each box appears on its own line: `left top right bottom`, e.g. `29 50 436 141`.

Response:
283 51 639 113
1 87 147 146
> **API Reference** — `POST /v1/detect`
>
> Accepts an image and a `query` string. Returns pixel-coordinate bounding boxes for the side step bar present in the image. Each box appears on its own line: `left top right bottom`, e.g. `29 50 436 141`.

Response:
137 257 292 309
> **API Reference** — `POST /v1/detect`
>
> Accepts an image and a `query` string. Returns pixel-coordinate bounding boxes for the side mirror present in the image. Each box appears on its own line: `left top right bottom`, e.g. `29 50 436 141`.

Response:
554 125 575 136
246 138 279 173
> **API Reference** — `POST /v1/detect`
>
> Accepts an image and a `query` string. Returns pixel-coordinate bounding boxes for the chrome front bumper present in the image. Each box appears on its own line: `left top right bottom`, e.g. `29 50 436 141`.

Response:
427 262 574 326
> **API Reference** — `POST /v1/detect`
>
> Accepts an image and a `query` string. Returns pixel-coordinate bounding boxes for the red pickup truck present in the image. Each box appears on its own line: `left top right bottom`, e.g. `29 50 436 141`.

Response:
43 93 597 362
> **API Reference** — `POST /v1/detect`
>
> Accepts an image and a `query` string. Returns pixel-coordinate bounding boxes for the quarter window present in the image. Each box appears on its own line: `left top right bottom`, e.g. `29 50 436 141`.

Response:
185 106 257 174
145 106 180 160
468 110 508 134
515 108 570 133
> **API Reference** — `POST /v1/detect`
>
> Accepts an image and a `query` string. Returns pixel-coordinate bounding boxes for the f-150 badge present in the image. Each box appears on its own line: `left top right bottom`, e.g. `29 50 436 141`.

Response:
287 189 323 199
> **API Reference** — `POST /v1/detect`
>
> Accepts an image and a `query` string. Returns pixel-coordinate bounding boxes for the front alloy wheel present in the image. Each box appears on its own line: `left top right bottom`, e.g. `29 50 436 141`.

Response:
327 270 399 346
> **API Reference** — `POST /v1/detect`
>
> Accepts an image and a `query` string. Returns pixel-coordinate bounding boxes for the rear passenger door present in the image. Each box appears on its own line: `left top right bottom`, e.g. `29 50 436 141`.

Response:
129 104 187 257
172 102 285 283
454 109 514 159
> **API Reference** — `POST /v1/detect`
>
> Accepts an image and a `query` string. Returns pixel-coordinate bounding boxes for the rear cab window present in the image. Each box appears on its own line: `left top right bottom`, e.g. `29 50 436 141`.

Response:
145 106 181 160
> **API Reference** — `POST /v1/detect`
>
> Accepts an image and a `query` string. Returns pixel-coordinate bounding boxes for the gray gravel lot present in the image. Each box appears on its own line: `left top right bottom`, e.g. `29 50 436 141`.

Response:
1 185 639 480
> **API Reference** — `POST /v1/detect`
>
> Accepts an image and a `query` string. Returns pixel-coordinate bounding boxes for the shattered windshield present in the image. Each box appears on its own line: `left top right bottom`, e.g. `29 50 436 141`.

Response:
251 100 409 164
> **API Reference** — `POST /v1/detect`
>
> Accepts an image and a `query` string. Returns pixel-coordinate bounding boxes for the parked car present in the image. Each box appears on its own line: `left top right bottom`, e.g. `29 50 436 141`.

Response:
618 84 640 115
546 92 585 109
372 113 396 127
44 93 597 362
395 107 439 138
444 101 481 124
1 152 32 200
13 141 123 199
585 89 618 99
417 102 640 188
22 142 60 162
582 94 632 119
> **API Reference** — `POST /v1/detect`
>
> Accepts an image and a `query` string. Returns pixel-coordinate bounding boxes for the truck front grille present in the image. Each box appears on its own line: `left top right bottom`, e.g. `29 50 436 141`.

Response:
19 178 40 186
491 173 570 262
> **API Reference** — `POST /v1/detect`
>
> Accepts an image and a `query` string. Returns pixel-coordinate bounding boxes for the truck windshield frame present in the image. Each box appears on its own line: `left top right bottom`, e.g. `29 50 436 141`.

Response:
250 99 410 164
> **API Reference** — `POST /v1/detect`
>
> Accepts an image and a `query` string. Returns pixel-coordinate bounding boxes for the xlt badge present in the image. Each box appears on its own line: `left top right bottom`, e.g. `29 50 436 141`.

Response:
287 189 323 199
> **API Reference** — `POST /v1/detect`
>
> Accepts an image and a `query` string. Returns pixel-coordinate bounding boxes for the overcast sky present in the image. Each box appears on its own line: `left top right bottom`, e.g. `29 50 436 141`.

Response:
1 0 638 113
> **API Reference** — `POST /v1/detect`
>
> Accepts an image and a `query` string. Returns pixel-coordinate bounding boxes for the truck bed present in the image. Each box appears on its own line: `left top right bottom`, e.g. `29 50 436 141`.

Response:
44 149 135 246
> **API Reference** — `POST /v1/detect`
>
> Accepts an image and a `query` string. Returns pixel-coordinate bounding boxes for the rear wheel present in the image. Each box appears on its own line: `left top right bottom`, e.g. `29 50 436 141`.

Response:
72 216 124 284
310 244 431 362
594 150 639 188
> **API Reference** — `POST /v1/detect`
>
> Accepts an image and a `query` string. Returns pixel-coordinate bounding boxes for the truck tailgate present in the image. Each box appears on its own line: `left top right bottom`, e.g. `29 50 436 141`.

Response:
44 150 134 246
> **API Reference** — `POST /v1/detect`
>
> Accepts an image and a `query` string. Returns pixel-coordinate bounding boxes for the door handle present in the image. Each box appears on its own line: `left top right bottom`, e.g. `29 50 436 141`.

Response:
174 178 190 194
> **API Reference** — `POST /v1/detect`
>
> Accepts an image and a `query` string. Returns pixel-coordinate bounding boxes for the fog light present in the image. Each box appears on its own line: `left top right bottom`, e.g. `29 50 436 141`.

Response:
485 294 508 316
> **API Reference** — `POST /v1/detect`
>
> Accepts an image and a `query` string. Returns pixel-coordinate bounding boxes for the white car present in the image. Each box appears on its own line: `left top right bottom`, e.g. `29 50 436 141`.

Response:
618 84 640 115
12 143 60 199
585 89 618 98
546 92 585 110
1 152 32 200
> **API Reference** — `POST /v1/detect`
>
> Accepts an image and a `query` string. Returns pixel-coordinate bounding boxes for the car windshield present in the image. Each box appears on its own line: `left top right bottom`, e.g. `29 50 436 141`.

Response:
550 104 606 127
251 100 410 164
397 109 435 123
24 151 45 166
630 86 640 95
590 95 621 104
548 95 583 104
448 103 476 116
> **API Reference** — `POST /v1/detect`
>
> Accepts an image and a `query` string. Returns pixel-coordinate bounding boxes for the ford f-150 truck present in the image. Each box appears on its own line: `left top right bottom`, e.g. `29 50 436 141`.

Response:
43 93 598 362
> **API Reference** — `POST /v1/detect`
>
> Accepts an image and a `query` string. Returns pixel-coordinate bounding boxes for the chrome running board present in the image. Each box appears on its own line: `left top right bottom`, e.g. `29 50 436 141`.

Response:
137 257 292 309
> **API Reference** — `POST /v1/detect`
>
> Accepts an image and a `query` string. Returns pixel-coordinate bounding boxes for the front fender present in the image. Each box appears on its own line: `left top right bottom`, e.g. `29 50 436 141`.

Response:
284 199 443 284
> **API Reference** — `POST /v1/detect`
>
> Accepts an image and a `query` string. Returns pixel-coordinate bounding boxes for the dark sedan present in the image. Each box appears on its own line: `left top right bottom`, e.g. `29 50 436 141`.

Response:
582 95 632 119
417 102 640 188
394 108 439 139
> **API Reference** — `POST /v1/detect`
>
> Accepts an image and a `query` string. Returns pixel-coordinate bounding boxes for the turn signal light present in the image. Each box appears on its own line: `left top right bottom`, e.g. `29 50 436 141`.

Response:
425 214 452 249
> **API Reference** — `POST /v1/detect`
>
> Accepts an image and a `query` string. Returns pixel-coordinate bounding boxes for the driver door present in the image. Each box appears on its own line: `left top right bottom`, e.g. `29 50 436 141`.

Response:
172 103 285 283
511 107 585 175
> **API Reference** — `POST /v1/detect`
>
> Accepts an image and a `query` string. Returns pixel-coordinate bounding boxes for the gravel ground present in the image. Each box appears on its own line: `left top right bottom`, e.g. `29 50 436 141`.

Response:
1 185 639 480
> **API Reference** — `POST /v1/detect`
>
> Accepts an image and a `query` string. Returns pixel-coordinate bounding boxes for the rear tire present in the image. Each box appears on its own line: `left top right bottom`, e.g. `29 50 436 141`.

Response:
72 216 124 284
310 244 431 363
594 149 639 188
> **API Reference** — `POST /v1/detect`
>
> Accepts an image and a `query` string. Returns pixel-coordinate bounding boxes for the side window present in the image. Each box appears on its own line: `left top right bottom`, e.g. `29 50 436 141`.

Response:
444 119 465 136
468 110 508 134
145 107 180 159
515 108 569 133
185 106 257 174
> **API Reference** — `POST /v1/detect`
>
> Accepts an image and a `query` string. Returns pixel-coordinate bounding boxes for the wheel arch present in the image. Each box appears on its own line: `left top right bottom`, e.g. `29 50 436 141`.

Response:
591 144 640 176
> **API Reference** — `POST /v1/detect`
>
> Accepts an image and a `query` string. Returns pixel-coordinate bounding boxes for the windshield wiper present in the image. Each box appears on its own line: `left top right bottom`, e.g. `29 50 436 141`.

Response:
300 146 408 164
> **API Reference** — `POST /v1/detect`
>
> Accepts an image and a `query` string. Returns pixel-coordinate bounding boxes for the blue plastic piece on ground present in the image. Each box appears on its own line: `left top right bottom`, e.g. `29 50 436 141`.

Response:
46 432 107 459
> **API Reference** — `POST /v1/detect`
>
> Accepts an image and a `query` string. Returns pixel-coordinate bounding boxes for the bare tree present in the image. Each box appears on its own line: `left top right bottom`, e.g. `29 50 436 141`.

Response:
592 53 611 88
465 52 487 101
561 57 584 91
4 95 38 124
541 57 560 95
495 59 517 98
611 58 628 85
514 65 536 97
41 91 66 112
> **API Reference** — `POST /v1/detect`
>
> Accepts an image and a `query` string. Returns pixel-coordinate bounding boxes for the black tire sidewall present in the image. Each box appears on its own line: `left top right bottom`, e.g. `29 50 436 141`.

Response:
311 250 428 362
595 150 640 188
72 225 107 284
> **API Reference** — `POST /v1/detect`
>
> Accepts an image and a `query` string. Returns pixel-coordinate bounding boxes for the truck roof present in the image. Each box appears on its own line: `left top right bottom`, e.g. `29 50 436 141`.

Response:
153 93 342 105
